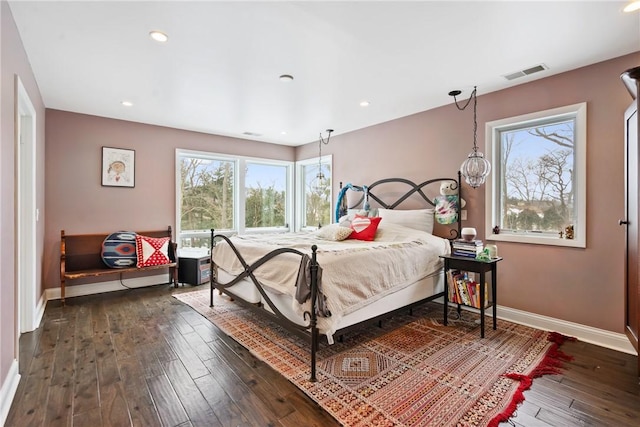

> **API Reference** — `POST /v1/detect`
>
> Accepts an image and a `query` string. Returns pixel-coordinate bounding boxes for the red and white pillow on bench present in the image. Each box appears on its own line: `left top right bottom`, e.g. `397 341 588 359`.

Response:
135 234 172 267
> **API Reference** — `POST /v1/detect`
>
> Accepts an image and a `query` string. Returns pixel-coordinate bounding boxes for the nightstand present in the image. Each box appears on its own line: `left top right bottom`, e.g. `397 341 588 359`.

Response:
440 254 503 338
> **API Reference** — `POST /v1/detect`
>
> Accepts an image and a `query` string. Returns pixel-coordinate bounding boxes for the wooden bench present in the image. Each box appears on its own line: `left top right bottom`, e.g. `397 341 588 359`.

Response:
60 226 178 305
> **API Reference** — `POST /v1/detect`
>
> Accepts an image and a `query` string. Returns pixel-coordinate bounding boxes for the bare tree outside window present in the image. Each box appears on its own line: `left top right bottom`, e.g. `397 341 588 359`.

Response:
487 102 586 248
499 119 575 235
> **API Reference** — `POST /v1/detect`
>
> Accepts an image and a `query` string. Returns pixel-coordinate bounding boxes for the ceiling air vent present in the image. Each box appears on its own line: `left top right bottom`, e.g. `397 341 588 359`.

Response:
243 131 262 137
503 64 548 81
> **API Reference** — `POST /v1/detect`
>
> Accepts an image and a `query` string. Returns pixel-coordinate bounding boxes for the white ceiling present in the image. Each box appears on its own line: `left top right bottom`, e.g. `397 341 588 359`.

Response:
8 1 640 147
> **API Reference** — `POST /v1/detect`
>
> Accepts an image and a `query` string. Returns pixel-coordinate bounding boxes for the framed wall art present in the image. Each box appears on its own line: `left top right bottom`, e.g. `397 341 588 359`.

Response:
101 146 135 187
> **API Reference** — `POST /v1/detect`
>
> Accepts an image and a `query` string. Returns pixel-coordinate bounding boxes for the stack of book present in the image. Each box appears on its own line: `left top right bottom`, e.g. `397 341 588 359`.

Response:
446 270 489 308
452 239 483 258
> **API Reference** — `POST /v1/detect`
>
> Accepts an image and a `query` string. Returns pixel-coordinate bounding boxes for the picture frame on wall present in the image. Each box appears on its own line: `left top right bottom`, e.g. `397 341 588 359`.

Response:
101 146 135 188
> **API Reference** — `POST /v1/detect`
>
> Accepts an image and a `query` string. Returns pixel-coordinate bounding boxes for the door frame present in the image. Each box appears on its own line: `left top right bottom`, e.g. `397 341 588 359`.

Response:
15 75 38 335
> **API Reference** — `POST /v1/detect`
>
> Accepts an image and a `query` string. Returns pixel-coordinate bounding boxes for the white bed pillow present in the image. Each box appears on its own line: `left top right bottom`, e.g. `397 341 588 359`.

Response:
314 223 353 241
377 208 435 234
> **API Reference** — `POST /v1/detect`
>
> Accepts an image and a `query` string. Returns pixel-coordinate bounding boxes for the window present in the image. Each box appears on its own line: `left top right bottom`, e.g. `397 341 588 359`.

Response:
296 155 332 230
176 150 293 250
485 103 586 247
244 162 288 229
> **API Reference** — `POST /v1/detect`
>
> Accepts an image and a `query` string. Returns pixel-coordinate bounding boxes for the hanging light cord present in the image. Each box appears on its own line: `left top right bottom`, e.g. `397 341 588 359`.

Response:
317 129 333 178
450 86 478 153
449 85 489 189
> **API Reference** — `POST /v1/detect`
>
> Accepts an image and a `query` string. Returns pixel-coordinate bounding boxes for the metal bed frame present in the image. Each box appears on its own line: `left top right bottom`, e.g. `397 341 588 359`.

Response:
208 174 462 381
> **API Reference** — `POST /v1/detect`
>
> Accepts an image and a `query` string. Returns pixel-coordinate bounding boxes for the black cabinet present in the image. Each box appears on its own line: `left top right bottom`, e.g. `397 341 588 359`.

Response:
178 255 211 285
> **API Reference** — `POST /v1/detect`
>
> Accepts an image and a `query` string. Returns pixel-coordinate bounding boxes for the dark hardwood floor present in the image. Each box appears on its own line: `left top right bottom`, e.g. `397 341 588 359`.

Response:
5 284 640 427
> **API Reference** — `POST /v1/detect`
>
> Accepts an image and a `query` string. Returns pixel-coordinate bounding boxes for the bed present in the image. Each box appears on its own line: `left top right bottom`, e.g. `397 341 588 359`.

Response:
208 176 462 381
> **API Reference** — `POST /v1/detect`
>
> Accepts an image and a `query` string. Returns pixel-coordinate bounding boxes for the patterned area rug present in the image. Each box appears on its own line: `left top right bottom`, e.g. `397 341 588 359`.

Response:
174 289 571 427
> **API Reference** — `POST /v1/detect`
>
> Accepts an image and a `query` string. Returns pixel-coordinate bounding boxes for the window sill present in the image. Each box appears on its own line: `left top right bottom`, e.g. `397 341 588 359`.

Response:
486 233 585 248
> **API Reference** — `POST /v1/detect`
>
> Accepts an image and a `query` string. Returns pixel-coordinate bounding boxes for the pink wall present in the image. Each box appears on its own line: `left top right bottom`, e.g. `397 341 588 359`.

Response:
41 53 640 336
1 0 46 404
2 0 637 416
298 52 640 334
43 111 295 291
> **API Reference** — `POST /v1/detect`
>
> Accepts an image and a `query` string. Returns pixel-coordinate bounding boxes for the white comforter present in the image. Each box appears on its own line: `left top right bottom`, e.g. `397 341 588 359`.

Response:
211 223 451 335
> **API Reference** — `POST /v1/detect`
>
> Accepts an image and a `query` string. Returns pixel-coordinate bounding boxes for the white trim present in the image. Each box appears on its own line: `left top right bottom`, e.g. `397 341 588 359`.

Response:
34 292 46 329
0 360 20 426
438 300 637 355
15 75 39 334
46 274 176 301
175 149 294 246
485 102 587 248
497 305 636 355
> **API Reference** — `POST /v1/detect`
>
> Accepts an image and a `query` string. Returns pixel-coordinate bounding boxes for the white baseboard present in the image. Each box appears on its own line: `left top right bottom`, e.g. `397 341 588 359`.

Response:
436 298 637 355
0 360 20 427
496 305 637 355
34 292 46 329
45 274 175 301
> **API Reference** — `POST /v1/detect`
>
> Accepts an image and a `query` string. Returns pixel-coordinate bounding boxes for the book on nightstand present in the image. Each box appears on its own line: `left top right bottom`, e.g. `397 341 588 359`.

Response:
446 269 489 308
452 239 483 258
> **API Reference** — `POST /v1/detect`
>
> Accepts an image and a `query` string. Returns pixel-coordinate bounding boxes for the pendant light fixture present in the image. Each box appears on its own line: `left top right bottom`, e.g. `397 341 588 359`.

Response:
449 86 491 188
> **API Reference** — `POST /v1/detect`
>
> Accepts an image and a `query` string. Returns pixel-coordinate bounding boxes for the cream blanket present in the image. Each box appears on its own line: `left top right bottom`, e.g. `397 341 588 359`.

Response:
211 223 451 336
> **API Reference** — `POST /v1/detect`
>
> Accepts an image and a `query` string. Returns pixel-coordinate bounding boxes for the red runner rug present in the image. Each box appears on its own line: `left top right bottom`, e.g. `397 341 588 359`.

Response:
174 289 572 426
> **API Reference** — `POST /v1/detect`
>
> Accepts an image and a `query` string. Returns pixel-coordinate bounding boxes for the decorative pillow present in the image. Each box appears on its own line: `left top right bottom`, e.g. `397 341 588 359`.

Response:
101 231 138 268
315 223 353 241
378 208 435 234
135 235 171 267
347 215 382 241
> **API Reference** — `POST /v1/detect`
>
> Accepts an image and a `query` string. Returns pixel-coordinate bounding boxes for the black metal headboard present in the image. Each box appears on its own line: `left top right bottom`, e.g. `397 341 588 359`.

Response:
341 172 462 241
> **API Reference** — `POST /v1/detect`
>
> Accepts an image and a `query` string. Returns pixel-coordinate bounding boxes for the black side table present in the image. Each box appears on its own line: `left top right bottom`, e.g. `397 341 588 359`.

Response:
440 255 503 338
178 254 211 285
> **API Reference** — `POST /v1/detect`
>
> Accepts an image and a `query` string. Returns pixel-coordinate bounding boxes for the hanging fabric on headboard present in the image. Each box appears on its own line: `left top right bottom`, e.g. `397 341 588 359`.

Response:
335 183 370 222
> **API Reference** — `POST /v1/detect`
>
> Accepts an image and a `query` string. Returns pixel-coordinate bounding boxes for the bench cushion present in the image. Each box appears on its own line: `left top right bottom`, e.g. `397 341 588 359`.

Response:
101 231 138 268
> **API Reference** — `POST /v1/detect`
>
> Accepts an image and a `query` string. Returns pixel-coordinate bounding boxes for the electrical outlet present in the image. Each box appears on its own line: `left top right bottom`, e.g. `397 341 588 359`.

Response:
461 210 467 221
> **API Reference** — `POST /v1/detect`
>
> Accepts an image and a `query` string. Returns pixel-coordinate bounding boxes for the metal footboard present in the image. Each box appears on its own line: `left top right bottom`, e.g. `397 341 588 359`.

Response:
209 229 321 381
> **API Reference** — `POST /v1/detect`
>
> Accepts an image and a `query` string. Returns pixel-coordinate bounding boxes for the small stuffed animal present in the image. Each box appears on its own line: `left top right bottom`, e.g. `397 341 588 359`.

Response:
434 181 466 225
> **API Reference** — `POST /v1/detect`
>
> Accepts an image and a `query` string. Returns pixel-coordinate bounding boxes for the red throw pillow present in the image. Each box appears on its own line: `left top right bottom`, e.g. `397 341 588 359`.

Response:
348 215 382 241
135 235 171 267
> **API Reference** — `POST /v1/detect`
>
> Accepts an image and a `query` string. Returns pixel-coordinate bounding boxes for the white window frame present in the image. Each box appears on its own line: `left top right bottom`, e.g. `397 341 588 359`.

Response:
485 102 587 248
176 149 294 250
295 154 333 231
244 159 294 232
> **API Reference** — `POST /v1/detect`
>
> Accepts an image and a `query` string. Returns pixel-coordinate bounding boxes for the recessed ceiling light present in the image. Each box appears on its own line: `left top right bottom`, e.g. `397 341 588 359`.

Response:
149 30 169 43
279 74 294 82
624 1 640 12
360 101 370 107
121 101 133 107
281 131 287 135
